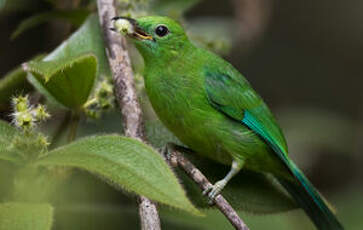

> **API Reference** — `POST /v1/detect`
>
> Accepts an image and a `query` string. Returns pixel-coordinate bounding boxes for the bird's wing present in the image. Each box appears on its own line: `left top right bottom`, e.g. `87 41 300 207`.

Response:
205 68 344 230
204 68 288 155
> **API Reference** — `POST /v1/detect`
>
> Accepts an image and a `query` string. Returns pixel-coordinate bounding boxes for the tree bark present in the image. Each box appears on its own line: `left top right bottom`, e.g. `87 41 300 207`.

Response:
96 1 161 229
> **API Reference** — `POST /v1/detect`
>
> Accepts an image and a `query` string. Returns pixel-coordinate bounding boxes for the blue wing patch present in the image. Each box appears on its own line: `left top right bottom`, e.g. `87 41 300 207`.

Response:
242 110 288 157
242 110 322 207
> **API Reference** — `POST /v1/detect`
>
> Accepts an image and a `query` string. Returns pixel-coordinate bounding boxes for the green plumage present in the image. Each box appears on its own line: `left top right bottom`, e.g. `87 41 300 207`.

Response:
114 16 344 230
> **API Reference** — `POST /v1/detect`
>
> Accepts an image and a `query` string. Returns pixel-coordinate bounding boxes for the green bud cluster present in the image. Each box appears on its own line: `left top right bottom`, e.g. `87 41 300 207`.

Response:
12 95 34 130
10 133 50 159
9 95 51 158
84 79 115 119
12 95 50 132
32 104 51 122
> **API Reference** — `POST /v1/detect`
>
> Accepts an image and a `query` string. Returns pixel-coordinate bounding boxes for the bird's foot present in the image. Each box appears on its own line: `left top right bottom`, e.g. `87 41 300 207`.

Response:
162 143 178 167
162 143 175 160
203 180 227 205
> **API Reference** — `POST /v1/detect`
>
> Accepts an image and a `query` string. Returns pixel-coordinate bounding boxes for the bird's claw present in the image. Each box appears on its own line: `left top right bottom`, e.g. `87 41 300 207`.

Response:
162 144 173 161
203 180 226 205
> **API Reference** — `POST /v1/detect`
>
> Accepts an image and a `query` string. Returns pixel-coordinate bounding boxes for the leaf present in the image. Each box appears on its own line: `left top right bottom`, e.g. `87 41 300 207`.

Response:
0 120 22 163
11 9 90 39
0 202 53 230
44 14 110 79
0 54 44 110
0 67 29 109
23 14 111 110
24 53 97 109
35 135 201 216
145 119 297 213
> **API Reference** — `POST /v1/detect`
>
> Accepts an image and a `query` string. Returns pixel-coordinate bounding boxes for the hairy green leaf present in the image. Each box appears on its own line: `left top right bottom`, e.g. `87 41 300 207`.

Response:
0 202 53 230
145 119 297 213
11 9 90 39
44 14 110 78
0 54 44 110
0 120 22 163
0 67 30 109
24 54 97 109
23 14 110 110
35 135 201 215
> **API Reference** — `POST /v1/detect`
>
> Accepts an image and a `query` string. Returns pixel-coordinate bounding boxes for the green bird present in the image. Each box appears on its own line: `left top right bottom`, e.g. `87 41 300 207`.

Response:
112 16 343 230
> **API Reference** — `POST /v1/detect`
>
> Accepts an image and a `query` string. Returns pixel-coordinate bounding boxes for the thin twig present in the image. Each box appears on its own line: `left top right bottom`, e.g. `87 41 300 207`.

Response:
96 1 161 230
168 150 250 230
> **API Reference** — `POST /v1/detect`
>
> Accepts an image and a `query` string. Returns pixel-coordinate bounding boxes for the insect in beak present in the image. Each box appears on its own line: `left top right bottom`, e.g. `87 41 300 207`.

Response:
111 16 154 41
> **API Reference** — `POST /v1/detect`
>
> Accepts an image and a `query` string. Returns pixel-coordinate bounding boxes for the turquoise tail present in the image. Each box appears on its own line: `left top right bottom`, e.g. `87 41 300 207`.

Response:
278 160 343 230
241 110 343 229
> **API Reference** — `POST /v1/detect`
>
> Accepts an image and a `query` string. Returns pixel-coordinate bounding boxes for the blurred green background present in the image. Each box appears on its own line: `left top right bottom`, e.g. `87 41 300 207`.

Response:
0 0 362 229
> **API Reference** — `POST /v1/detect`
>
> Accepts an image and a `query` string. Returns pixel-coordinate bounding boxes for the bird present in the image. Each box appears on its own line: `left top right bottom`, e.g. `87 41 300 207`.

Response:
112 16 344 230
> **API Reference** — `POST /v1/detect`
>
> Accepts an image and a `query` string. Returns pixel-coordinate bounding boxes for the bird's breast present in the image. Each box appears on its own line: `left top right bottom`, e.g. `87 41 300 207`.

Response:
144 71 233 164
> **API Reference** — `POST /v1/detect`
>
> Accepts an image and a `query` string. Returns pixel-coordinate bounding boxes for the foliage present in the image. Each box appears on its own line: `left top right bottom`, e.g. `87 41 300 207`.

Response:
0 66 29 109
11 9 90 39
40 14 110 78
22 15 110 111
0 117 201 229
0 202 54 230
0 54 44 110
35 135 200 215
25 53 97 110
0 120 23 163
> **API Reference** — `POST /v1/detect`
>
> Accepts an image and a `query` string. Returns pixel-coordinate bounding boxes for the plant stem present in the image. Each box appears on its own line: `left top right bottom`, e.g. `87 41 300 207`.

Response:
96 1 161 229
67 112 80 143
50 112 71 148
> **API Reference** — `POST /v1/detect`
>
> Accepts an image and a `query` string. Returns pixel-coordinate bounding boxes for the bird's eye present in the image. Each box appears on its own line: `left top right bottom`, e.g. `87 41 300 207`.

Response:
155 25 169 37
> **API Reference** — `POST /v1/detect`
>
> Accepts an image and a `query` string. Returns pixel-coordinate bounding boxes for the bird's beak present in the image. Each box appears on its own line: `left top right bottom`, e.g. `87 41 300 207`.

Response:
111 16 154 41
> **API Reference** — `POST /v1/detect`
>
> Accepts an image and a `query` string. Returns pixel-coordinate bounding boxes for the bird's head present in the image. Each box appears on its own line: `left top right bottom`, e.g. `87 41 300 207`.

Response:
112 16 189 60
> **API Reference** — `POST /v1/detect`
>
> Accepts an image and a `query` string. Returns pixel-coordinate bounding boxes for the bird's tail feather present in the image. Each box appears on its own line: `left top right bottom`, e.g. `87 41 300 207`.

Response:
278 160 343 230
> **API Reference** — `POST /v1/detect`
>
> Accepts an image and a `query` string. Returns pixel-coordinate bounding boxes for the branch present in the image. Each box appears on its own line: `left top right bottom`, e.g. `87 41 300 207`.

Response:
168 150 250 230
96 1 160 229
